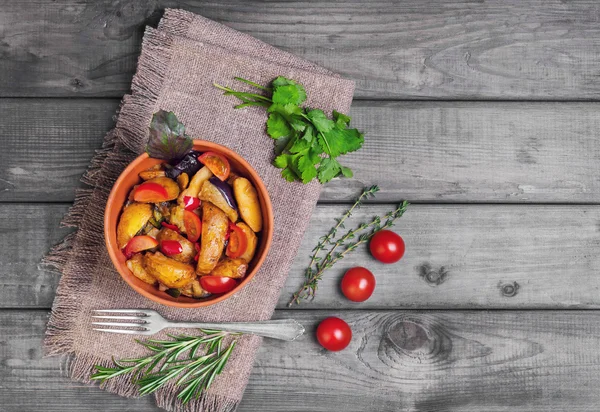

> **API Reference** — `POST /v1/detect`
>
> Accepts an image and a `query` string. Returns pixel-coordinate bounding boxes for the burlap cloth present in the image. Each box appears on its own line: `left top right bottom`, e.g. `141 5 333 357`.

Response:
43 8 355 412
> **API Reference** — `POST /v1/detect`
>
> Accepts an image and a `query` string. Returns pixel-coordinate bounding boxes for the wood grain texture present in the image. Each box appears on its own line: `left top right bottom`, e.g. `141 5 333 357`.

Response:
1 0 600 99
4 99 600 203
4 203 600 309
4 309 600 412
0 99 119 202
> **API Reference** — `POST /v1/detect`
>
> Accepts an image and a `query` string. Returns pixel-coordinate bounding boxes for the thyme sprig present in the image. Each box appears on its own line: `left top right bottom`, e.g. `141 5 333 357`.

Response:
92 330 238 404
304 185 379 286
289 196 409 306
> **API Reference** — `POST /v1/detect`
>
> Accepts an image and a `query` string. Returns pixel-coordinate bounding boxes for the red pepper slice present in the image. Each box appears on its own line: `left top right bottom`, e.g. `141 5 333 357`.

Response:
183 196 201 211
123 235 158 259
160 240 183 256
161 222 180 233
198 151 231 181
200 276 238 294
183 210 202 242
132 182 169 203
226 222 248 259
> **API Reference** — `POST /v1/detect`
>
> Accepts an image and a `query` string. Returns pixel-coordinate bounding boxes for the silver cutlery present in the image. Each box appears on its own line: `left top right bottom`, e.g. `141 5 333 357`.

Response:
91 309 305 341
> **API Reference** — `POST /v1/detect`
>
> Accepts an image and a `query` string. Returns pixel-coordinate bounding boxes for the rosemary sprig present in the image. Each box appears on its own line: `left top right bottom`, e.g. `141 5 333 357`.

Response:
289 200 409 306
91 330 238 404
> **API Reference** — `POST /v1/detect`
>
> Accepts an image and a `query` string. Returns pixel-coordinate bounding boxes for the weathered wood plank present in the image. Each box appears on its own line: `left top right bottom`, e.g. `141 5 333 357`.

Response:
3 309 600 411
4 99 600 203
0 100 119 202
4 203 600 309
2 0 600 99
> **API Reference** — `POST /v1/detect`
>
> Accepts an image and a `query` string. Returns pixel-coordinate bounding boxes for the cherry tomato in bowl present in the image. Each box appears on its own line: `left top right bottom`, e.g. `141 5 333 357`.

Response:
200 276 238 294
316 317 352 351
341 267 375 302
369 230 405 264
198 151 231 181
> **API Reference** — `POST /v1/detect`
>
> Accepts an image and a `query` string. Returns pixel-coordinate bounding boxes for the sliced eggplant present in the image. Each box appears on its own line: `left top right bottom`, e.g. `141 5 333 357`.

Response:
199 178 238 222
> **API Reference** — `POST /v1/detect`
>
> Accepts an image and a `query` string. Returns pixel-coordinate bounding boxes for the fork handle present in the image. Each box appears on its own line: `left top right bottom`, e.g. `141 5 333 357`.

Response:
169 319 305 341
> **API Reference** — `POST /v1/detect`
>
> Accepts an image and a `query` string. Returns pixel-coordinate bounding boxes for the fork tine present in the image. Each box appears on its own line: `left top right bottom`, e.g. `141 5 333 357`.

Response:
92 322 149 328
93 328 148 335
92 315 145 321
93 309 148 314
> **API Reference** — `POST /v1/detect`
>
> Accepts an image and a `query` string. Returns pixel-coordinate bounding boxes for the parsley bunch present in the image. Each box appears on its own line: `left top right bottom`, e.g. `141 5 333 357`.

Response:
214 77 364 184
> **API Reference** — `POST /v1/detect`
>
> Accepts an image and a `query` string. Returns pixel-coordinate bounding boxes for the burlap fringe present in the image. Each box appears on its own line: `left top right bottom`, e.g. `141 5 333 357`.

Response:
41 25 240 412
42 129 119 357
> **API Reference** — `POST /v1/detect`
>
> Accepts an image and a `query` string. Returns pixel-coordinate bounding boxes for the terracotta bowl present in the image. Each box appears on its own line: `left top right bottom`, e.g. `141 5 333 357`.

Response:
104 140 273 308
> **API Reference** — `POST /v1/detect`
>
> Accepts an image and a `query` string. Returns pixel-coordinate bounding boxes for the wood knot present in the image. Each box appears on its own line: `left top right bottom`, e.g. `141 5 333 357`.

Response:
378 315 452 367
389 320 429 351
70 78 84 89
499 281 519 297
417 263 449 286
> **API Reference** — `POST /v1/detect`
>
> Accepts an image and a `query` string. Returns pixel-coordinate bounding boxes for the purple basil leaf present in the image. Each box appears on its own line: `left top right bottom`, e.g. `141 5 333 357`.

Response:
146 110 193 162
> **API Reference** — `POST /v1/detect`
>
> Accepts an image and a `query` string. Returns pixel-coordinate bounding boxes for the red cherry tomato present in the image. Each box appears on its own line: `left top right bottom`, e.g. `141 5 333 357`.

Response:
123 235 158 258
183 196 201 211
369 230 405 264
316 317 352 351
198 151 231 181
341 267 376 302
160 240 182 256
226 222 248 258
183 210 202 242
200 276 238 294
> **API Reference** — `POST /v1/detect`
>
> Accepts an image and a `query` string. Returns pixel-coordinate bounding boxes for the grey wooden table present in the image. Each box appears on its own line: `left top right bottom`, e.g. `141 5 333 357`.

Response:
2 1 600 411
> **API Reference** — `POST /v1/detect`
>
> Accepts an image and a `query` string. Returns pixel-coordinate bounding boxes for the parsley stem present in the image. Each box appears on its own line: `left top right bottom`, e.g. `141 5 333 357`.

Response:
213 83 272 103
234 77 272 91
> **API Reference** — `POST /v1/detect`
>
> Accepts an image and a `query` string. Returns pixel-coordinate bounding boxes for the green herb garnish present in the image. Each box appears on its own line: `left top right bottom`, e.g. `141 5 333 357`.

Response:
91 330 237 404
289 187 409 306
146 110 193 162
214 77 364 184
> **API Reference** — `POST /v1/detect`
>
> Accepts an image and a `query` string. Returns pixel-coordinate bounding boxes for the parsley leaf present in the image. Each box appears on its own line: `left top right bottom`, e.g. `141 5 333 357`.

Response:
317 157 342 184
307 109 335 134
266 112 292 139
272 84 307 106
215 76 365 184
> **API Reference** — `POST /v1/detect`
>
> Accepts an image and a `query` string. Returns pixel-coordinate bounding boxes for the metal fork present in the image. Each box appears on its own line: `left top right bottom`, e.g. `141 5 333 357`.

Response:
92 309 305 341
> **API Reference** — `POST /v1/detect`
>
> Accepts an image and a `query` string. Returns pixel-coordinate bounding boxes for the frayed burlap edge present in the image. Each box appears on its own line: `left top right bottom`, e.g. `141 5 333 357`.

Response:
42 129 119 355
42 26 241 412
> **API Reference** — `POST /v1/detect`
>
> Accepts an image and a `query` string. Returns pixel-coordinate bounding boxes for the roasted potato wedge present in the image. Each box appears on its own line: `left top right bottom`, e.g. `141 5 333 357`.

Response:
117 202 153 249
199 180 239 222
180 279 211 298
236 222 258 262
178 166 212 205
145 226 161 239
177 172 189 191
168 205 186 234
233 177 262 232
126 253 157 285
196 202 228 275
142 252 195 288
210 257 248 279
139 164 166 180
156 228 196 263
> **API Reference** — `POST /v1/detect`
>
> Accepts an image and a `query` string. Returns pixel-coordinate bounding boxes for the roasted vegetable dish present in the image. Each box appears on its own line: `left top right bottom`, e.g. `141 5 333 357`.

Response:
117 150 263 298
